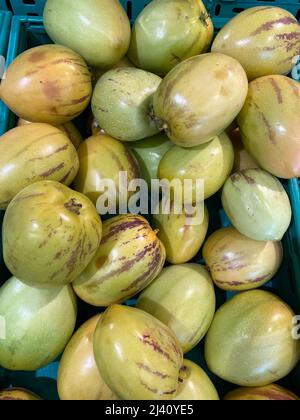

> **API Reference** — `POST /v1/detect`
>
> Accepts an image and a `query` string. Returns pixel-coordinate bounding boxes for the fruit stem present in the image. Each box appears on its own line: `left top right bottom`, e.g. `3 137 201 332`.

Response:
64 198 83 215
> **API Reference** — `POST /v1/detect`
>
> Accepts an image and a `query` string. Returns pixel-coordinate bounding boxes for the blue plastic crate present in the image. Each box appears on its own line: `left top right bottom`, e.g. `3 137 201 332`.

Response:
0 11 11 57
9 0 152 18
0 0 8 11
0 11 11 137
7 0 214 18
0 11 299 400
211 0 300 19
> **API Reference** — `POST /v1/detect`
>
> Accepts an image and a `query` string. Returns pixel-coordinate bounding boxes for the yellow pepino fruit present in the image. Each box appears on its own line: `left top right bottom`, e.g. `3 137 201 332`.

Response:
73 214 166 307
18 118 83 149
128 0 213 76
153 53 248 147
0 389 42 401
173 360 219 400
58 314 117 401
128 134 172 187
0 123 79 210
137 264 215 353
0 277 77 371
229 128 259 172
73 133 140 206
222 169 292 241
0 44 92 124
158 133 234 202
212 6 300 81
205 290 300 387
153 201 209 264
203 227 283 291
44 0 131 69
224 384 299 401
93 305 183 400
3 181 102 286
92 68 162 142
237 75 300 179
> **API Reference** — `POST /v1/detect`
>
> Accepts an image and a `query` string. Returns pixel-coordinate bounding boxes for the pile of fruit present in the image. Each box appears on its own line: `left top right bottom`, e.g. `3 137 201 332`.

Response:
0 0 299 401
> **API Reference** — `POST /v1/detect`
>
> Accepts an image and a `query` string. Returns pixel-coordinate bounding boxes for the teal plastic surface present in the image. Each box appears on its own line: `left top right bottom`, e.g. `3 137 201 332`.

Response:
0 12 299 400
0 0 8 11
0 11 11 56
7 0 213 18
0 11 11 136
211 0 300 19
9 0 151 18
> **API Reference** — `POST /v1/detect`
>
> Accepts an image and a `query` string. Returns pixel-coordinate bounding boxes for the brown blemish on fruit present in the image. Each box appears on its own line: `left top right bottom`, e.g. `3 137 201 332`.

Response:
231 171 256 185
240 171 256 184
251 16 297 36
163 389 177 395
64 198 83 216
40 162 65 178
71 94 91 105
86 242 157 290
261 113 276 145
42 80 61 100
253 103 276 145
275 32 300 41
140 381 158 394
136 362 170 379
54 251 63 260
139 334 175 364
101 217 149 243
214 68 228 80
269 78 283 104
29 51 47 63
121 244 162 293
58 168 74 184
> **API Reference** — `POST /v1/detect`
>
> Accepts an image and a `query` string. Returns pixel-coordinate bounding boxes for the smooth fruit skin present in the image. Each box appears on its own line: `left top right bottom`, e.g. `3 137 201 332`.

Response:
229 128 259 172
18 118 83 149
158 133 234 202
237 75 300 179
212 6 300 81
128 0 213 76
91 56 135 87
73 215 166 307
222 169 292 241
224 384 299 401
92 68 162 142
205 290 300 387
58 314 117 401
0 45 92 125
73 134 140 206
44 0 131 69
0 388 42 401
137 264 215 353
0 123 79 210
173 360 219 400
0 277 77 371
203 227 283 291
93 305 183 400
153 202 209 264
153 53 248 147
3 181 102 286
128 134 173 186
